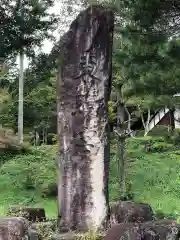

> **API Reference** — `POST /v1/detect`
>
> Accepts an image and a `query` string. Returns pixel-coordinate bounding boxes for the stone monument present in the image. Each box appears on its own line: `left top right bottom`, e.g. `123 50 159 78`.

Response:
57 5 114 231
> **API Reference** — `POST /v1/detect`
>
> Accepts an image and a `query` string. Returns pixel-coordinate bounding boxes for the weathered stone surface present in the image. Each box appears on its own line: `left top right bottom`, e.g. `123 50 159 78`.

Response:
104 223 141 240
57 5 114 231
9 206 46 222
110 201 154 224
0 217 29 240
141 220 179 239
104 220 180 240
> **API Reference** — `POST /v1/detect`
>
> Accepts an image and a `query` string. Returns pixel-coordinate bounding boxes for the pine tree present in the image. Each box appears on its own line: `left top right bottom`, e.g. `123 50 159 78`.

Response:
106 0 180 198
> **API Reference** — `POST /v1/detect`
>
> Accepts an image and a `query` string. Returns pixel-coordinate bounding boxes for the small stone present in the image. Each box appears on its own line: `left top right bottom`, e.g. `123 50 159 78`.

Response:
0 217 29 240
104 223 141 240
110 201 154 224
104 220 180 240
141 220 180 239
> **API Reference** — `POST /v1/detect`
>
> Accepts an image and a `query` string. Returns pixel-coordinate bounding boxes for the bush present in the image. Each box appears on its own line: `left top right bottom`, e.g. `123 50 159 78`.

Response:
35 221 56 240
22 168 36 190
76 230 104 240
7 206 30 219
161 129 180 145
142 137 173 153
132 126 171 137
40 183 57 198
148 125 170 136
155 210 177 220
47 133 57 144
0 145 57 191
134 130 145 137
148 142 173 153
119 181 134 201
171 129 180 145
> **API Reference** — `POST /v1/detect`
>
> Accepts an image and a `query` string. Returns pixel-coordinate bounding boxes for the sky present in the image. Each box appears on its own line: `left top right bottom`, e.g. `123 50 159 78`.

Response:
16 0 82 69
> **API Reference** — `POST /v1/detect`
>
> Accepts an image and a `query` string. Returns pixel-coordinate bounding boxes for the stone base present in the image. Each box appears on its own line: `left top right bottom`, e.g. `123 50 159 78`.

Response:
51 231 105 240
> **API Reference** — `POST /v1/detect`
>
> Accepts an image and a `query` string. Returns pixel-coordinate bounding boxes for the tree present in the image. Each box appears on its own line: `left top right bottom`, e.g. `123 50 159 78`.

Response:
0 0 58 144
0 52 57 141
107 0 180 198
0 88 12 114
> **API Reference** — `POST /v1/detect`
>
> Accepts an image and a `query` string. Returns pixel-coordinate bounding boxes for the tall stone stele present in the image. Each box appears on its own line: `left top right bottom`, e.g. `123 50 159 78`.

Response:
57 5 114 232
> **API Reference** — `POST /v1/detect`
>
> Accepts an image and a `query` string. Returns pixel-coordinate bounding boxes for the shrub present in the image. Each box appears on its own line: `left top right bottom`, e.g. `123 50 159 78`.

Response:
171 129 180 145
134 130 145 137
40 183 57 198
47 133 57 144
155 210 177 220
119 181 134 201
35 221 56 240
7 206 30 219
0 145 57 191
22 168 36 190
143 139 173 153
151 142 172 152
76 230 104 240
161 129 180 145
148 125 169 136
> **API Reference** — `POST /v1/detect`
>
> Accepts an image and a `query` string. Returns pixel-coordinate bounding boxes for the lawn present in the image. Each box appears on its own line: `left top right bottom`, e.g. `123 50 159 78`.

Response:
0 145 58 218
1 136 180 219
110 136 180 219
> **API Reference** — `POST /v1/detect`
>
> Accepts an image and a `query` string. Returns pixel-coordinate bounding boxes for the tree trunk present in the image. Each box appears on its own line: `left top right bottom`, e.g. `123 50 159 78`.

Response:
18 51 24 145
45 127 48 144
138 106 151 136
35 131 39 146
42 126 45 144
57 6 114 232
124 105 133 136
116 89 126 199
144 108 151 136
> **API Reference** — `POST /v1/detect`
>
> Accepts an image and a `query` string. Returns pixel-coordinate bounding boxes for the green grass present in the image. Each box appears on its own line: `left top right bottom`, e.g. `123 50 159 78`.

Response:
110 136 180 218
1 136 180 219
0 145 58 218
